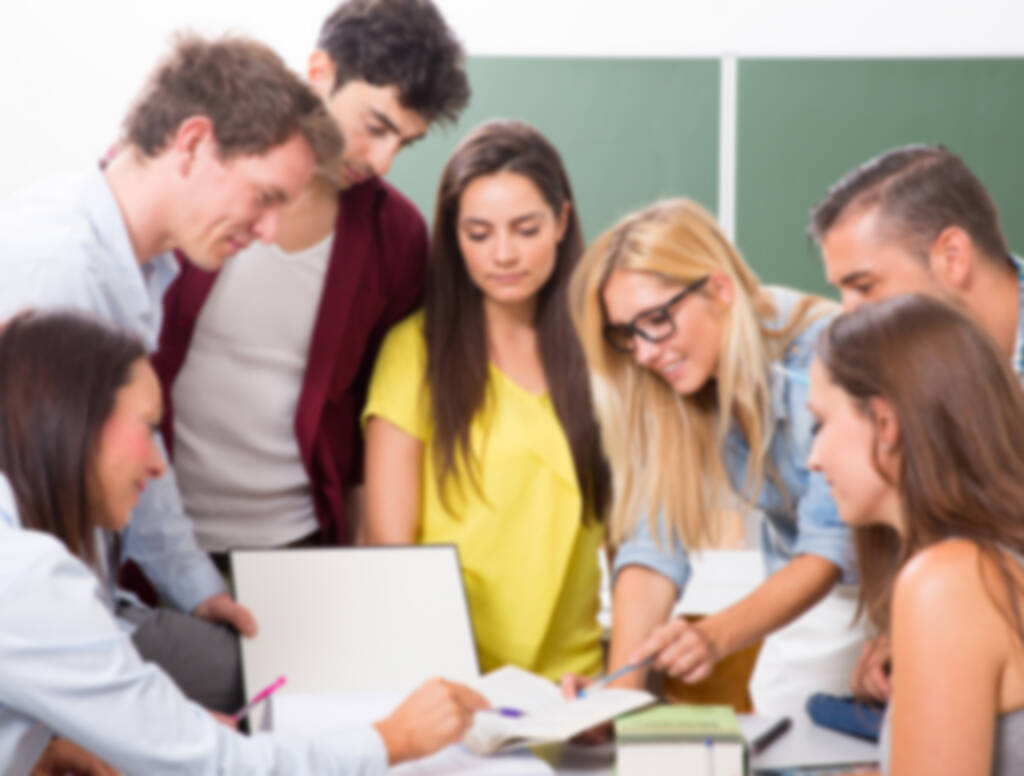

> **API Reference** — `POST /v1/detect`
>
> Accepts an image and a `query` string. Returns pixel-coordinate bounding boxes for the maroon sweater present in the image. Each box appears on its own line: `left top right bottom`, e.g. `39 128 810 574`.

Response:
152 177 427 544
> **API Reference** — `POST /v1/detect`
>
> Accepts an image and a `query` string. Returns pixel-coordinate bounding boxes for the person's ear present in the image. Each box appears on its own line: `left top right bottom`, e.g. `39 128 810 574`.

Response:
308 49 336 98
868 396 901 457
707 271 735 309
171 116 215 177
555 201 571 243
928 226 973 289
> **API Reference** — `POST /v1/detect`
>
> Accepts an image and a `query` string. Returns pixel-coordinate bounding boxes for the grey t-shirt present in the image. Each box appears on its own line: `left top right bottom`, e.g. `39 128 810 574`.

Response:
880 544 1024 775
880 703 1024 775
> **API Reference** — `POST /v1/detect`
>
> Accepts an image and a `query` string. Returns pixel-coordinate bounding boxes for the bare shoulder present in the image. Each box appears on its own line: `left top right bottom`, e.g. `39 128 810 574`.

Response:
896 540 982 614
895 539 1009 642
899 537 980 582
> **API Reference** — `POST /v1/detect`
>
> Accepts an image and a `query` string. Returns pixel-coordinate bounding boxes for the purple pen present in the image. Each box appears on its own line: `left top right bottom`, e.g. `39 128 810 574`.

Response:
484 707 525 718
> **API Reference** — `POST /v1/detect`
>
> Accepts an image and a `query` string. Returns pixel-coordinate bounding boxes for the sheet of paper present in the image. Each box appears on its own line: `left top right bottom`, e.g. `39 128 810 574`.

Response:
469 664 561 709
391 746 553 775
231 546 480 697
274 691 404 734
511 687 655 741
272 692 553 775
740 711 879 769
738 712 786 745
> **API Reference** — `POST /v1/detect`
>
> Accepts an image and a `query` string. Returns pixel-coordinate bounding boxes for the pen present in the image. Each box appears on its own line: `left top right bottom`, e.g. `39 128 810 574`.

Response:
232 675 287 723
482 707 525 718
577 655 656 698
750 715 792 754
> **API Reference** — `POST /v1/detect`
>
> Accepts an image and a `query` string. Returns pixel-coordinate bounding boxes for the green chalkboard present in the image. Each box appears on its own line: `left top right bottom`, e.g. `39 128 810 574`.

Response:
388 56 720 245
736 59 1024 297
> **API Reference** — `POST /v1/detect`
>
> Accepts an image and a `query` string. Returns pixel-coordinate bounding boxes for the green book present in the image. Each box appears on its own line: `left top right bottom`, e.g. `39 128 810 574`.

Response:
615 704 748 776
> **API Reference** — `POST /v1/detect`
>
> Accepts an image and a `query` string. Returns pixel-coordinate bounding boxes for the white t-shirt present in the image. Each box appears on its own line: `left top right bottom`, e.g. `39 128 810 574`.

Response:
172 234 333 551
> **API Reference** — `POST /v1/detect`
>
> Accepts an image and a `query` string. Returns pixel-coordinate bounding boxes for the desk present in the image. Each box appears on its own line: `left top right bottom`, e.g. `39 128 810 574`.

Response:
269 692 879 774
535 709 880 775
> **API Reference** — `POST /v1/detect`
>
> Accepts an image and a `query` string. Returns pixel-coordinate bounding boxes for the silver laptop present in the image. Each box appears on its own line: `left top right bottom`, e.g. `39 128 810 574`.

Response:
231 545 480 698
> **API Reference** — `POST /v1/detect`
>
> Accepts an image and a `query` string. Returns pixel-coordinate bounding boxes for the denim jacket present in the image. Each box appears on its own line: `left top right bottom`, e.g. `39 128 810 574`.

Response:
613 286 856 591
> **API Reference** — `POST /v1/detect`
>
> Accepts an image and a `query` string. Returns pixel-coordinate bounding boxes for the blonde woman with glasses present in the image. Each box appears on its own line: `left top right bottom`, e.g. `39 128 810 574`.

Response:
566 198 866 713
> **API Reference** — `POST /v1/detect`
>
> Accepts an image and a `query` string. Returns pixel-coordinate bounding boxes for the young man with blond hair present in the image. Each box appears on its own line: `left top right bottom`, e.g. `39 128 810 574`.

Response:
0 33 342 714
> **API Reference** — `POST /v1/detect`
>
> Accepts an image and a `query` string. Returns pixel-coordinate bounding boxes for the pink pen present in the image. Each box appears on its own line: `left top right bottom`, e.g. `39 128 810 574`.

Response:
232 675 287 722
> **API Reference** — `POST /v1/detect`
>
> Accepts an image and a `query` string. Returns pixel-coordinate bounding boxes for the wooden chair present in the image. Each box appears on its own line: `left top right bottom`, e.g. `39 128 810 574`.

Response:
658 616 763 712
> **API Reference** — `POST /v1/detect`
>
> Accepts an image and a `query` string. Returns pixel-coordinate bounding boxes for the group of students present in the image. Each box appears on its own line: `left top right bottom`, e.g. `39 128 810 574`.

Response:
1 1 1023 775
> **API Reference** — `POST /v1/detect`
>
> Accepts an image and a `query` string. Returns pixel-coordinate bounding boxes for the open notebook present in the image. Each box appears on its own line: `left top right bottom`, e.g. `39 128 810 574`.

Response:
465 665 654 754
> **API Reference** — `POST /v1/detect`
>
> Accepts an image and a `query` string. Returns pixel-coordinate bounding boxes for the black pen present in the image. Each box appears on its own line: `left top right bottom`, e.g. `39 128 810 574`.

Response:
750 716 792 755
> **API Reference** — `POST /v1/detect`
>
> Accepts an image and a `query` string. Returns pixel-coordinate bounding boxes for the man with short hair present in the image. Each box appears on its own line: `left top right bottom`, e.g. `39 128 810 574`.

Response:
154 0 469 553
809 144 1023 702
0 34 342 713
810 144 1021 368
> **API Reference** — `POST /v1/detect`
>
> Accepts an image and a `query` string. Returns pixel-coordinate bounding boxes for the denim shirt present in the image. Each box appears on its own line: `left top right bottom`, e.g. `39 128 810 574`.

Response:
613 286 856 591
1008 253 1024 379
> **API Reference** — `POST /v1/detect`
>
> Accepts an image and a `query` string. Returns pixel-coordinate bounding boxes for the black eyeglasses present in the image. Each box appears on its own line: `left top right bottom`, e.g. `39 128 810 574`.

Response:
602 275 710 354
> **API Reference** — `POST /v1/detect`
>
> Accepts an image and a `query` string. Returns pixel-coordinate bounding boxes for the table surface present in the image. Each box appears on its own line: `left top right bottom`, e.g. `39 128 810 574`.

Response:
536 710 880 775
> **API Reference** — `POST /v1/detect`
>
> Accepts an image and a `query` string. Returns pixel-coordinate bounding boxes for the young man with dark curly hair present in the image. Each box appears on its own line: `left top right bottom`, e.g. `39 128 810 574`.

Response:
153 0 470 554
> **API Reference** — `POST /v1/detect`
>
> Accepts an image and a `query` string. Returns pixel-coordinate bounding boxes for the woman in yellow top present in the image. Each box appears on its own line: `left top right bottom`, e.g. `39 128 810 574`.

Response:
361 119 610 680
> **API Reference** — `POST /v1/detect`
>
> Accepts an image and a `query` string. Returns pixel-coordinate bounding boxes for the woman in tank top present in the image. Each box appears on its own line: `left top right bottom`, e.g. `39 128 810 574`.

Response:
807 293 1024 776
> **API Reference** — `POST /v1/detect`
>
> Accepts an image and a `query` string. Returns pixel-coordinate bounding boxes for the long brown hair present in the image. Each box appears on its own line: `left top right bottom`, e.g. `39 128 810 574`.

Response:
425 119 609 521
0 310 147 565
817 294 1024 636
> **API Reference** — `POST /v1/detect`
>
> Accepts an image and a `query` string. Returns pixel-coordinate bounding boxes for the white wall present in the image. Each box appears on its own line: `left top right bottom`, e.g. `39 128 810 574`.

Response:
1 0 1021 197
440 0 1024 58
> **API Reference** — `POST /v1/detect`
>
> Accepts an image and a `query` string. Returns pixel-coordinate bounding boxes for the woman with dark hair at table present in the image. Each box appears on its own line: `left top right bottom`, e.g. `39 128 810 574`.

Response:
0 310 486 776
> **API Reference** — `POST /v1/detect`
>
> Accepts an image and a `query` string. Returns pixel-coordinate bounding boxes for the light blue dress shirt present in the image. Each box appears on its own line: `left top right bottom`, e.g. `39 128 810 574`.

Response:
0 473 388 776
613 286 856 591
1008 253 1024 379
0 167 223 611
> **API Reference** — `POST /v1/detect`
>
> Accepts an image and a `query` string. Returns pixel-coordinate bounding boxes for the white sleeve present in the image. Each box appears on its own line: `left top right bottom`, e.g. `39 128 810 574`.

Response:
0 530 388 776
